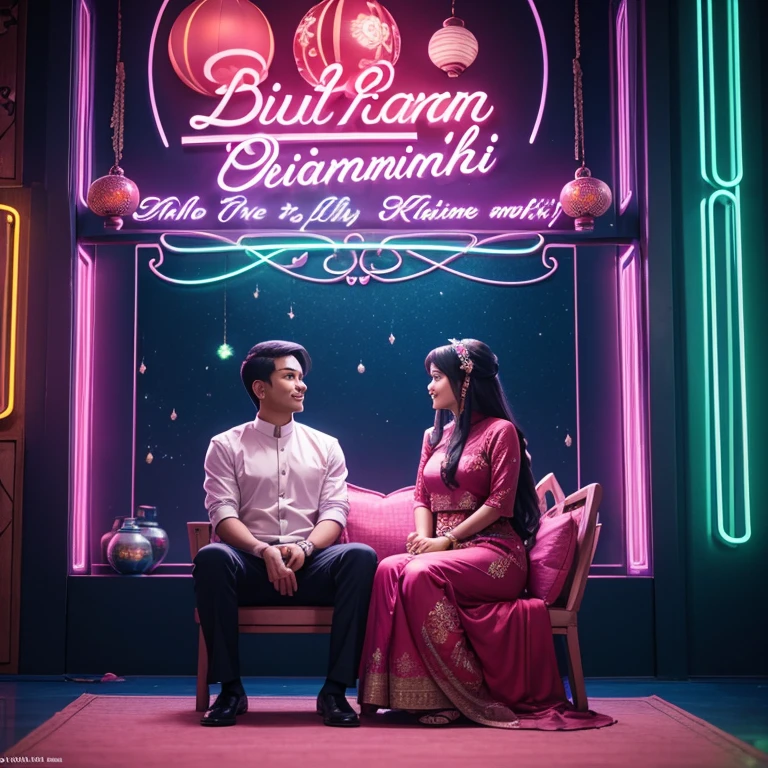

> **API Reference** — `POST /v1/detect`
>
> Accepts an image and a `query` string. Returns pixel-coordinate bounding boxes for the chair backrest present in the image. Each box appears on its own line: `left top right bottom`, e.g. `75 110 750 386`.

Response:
548 483 602 612
187 522 213 560
535 472 566 514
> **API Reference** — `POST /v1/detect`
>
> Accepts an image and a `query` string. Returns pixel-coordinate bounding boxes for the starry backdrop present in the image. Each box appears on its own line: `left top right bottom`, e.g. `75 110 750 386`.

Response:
131 246 578 558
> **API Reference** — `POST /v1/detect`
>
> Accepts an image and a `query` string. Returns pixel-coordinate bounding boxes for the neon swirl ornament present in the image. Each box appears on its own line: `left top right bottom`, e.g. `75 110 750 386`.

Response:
144 231 556 288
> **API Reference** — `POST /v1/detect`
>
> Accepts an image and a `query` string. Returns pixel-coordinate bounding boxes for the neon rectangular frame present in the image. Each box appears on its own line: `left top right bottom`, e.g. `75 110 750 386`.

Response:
616 0 633 213
76 0 93 209
0 206 21 421
71 246 95 572
619 245 650 573
696 0 750 545
70 238 652 575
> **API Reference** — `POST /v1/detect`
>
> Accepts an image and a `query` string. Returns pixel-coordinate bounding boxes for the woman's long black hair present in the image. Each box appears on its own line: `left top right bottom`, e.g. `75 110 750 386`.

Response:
425 339 541 548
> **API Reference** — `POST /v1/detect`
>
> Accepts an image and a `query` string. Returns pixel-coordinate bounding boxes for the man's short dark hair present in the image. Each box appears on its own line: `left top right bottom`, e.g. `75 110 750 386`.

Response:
240 340 312 407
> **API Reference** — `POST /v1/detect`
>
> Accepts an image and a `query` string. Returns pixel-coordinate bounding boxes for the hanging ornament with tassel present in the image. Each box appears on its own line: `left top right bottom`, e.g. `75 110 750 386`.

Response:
428 0 478 78
87 0 140 230
559 0 612 232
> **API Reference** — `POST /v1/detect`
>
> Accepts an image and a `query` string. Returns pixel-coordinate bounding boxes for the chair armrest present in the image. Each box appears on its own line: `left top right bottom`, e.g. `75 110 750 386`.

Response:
536 472 566 511
187 522 213 560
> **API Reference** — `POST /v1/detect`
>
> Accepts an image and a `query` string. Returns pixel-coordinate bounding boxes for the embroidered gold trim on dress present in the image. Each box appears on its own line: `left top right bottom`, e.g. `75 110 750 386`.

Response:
464 452 489 472
389 675 452 710
360 672 389 706
395 651 423 677
425 597 461 645
366 647 384 673
488 556 512 579
430 493 453 512
450 638 479 674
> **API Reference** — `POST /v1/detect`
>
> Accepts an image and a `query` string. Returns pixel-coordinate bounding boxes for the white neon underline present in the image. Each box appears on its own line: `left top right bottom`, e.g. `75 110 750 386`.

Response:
181 132 419 145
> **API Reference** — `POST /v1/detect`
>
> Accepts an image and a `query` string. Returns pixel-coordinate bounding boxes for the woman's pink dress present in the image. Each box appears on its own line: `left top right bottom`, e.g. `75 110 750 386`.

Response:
358 416 615 730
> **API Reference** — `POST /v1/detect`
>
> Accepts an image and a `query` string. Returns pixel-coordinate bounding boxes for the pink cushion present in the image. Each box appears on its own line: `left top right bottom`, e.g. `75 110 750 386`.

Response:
527 510 578 605
342 484 415 561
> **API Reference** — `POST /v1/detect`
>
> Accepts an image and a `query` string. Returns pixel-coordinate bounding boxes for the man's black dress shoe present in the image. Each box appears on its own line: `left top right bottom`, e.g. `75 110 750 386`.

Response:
316 692 360 727
200 691 248 726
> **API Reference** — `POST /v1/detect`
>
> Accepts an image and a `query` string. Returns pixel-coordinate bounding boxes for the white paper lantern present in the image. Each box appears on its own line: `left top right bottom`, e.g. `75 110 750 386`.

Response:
428 16 478 78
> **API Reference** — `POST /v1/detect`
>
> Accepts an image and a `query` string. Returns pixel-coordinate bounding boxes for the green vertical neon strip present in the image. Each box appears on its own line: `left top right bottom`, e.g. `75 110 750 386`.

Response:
697 0 750 545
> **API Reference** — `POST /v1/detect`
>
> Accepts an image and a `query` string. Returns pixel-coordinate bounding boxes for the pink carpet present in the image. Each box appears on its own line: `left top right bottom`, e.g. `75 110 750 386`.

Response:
3 695 766 768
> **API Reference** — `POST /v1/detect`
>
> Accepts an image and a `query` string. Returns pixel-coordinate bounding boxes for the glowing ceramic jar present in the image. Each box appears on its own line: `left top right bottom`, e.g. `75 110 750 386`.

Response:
134 505 169 573
168 0 275 96
559 166 613 232
294 0 401 91
428 16 479 78
107 519 154 575
86 167 140 231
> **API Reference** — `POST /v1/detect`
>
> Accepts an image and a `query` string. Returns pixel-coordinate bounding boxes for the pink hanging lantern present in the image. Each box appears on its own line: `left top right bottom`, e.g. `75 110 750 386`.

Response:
294 0 401 92
168 0 275 96
87 0 140 230
428 14 478 78
559 166 613 232
560 0 613 231
87 166 140 231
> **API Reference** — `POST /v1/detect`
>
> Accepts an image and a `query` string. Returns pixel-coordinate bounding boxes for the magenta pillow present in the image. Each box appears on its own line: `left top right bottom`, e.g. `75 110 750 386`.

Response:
527 511 578 606
342 484 415 561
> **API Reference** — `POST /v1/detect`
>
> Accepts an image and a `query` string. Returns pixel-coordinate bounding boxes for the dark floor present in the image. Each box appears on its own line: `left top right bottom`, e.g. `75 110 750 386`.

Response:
1 676 766 756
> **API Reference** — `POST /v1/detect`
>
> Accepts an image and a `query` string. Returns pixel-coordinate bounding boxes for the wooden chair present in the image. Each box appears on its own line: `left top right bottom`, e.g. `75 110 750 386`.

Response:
534 480 603 711
187 522 334 711
535 471 566 511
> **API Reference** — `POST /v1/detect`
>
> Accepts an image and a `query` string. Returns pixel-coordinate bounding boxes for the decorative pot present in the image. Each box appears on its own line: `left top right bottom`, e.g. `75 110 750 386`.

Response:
134 505 170 572
100 516 126 563
107 518 153 575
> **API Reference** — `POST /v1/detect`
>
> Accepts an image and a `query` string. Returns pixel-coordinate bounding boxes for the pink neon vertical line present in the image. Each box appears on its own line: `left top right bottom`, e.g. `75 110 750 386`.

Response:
572 247 581 488
619 246 650 573
72 247 95 572
527 1 549 144
616 0 633 213
77 0 93 208
149 0 173 148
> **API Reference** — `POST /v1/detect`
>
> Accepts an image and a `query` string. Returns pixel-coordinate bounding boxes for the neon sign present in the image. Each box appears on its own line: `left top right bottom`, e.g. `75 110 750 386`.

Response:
124 2 558 232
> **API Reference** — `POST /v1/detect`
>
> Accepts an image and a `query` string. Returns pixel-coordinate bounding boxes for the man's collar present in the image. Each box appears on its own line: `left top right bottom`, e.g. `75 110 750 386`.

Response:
254 414 295 438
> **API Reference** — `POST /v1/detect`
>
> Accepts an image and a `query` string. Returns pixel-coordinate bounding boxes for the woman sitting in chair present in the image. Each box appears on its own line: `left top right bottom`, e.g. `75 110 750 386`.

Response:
358 339 614 730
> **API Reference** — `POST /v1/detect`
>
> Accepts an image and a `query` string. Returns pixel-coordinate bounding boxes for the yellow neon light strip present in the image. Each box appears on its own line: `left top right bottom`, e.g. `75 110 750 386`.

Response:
0 205 20 420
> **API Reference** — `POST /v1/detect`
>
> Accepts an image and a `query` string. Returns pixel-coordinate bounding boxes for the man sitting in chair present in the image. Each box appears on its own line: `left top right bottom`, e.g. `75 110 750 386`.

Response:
194 340 378 728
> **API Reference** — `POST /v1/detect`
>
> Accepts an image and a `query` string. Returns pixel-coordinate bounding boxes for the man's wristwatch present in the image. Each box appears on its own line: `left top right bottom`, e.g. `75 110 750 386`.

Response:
297 540 315 559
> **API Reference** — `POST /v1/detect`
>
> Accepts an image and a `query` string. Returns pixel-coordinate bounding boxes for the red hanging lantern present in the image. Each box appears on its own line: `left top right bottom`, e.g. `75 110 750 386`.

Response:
168 0 275 96
87 166 140 231
560 166 613 232
87 0 140 230
294 0 401 92
560 0 612 231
